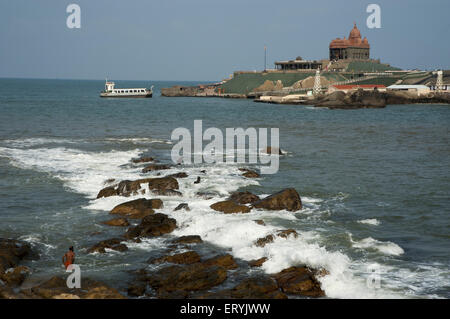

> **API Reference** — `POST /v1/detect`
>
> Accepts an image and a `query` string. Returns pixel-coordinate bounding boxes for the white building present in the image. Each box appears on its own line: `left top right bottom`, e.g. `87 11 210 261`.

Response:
386 85 431 96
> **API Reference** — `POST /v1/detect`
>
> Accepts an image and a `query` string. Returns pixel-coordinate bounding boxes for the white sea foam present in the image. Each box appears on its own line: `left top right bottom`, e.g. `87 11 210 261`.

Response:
0 146 142 197
1 143 433 299
351 236 404 256
358 219 381 226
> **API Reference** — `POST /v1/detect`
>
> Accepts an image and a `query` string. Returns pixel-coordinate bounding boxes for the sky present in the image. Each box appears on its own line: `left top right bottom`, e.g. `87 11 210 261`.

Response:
0 0 449 81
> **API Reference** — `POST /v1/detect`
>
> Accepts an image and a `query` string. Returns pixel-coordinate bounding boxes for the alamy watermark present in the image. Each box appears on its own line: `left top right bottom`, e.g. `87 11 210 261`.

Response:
366 264 381 289
66 4 81 29
171 120 280 174
66 264 81 288
366 4 381 29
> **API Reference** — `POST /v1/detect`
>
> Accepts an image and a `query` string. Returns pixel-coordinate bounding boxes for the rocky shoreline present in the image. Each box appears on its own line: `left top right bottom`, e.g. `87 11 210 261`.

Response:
255 90 450 109
161 84 450 109
0 155 329 299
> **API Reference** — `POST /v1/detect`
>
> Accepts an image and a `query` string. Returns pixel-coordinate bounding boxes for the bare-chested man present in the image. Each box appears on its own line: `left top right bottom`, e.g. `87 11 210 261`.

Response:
62 246 75 269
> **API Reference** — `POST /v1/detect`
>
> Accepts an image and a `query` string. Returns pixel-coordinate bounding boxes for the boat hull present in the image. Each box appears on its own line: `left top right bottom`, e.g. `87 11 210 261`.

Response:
100 92 152 98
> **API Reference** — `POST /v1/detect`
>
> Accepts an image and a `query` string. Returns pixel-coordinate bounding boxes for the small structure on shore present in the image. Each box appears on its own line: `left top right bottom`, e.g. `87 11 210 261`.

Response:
386 85 430 96
328 84 386 94
274 57 323 71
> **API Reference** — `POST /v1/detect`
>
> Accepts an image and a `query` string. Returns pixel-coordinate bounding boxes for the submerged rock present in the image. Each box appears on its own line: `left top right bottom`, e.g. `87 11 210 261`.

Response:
171 235 203 244
195 192 217 200
142 164 172 173
169 172 188 178
252 188 302 212
210 200 251 214
132 157 154 164
239 168 260 178
149 251 201 265
174 203 190 211
87 238 128 254
124 213 177 239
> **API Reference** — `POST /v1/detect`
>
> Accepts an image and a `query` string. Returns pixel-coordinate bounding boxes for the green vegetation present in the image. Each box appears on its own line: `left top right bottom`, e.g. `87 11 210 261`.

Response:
351 76 399 86
346 61 401 72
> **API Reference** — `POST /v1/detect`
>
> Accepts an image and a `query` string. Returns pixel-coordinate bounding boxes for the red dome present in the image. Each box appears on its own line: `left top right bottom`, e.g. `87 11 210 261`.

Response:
349 23 361 40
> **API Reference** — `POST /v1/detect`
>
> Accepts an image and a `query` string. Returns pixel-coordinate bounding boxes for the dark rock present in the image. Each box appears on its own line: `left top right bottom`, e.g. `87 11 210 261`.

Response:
124 213 177 239
249 257 268 268
195 192 217 200
174 203 190 211
96 186 118 199
0 239 37 275
239 168 260 178
142 164 171 173
272 266 325 297
0 265 31 286
194 176 201 184
157 289 189 299
169 172 188 178
255 235 274 247
198 276 286 299
87 238 128 254
252 188 302 212
102 217 129 227
127 283 147 297
171 235 203 244
110 198 162 219
265 147 284 155
149 251 201 265
202 254 238 270
314 89 386 109
210 200 251 214
277 229 298 239
146 264 227 293
253 219 265 226
228 191 260 204
97 178 157 198
20 276 126 299
148 177 179 191
132 157 154 164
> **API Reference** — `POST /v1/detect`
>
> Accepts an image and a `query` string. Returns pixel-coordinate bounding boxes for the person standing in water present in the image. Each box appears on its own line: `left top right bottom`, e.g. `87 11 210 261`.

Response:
62 246 75 269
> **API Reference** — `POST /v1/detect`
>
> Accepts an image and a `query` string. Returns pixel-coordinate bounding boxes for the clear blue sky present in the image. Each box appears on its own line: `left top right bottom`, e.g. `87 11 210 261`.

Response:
1 0 449 81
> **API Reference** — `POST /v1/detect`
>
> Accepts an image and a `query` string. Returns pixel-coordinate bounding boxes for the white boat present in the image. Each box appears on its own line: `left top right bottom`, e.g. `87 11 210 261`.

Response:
100 80 153 98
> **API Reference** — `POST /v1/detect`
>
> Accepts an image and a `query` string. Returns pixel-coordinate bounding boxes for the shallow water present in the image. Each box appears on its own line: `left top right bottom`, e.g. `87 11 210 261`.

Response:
0 78 449 298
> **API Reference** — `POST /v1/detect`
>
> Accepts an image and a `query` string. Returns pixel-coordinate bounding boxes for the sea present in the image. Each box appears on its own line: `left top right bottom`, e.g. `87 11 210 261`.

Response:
0 78 449 298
